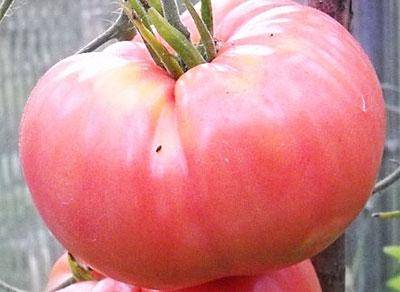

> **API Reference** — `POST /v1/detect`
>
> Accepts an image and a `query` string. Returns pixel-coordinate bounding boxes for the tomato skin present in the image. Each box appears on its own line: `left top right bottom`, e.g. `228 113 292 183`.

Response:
20 0 385 289
148 260 322 292
46 254 321 292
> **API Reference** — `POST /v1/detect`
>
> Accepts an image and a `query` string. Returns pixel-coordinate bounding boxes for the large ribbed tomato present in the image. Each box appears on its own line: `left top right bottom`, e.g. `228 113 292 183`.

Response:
20 0 385 289
46 253 321 292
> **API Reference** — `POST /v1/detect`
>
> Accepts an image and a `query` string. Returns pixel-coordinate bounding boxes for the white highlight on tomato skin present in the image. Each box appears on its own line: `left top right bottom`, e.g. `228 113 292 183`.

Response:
149 106 188 180
251 5 302 19
361 96 367 113
123 116 152 166
208 63 240 74
215 0 296 36
60 196 74 206
54 54 131 83
223 45 275 57
231 5 301 36
230 25 285 41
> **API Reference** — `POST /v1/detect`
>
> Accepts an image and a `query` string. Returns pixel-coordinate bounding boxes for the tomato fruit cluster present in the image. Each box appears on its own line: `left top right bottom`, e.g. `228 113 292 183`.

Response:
46 253 321 292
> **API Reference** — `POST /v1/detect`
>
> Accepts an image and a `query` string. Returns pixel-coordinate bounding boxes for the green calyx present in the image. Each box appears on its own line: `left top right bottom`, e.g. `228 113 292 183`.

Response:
147 0 163 15
201 0 213 35
132 10 185 78
182 0 216 62
68 253 94 282
122 0 216 79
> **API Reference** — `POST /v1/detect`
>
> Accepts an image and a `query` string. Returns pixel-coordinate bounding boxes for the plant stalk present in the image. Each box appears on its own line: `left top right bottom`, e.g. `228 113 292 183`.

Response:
373 166 400 194
76 12 136 54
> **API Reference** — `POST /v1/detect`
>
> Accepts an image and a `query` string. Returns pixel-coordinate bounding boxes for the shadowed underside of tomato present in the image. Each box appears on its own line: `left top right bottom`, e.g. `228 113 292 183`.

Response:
20 0 385 289
46 253 321 292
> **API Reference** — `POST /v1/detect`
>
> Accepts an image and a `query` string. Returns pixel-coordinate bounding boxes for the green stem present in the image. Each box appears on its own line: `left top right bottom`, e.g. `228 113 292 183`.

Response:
160 0 191 40
182 0 216 62
372 210 400 220
132 15 184 79
201 0 213 35
148 0 163 14
76 12 135 54
0 0 14 24
129 0 152 31
148 7 205 69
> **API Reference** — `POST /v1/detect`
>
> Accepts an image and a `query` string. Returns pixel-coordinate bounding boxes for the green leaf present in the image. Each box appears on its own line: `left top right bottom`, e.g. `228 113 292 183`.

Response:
387 275 400 291
384 246 400 262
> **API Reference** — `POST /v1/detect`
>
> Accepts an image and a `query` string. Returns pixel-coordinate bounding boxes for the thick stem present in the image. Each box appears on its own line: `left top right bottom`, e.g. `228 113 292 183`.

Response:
312 237 345 292
0 0 14 24
201 0 213 35
160 0 191 40
76 12 136 54
147 7 205 69
182 0 216 62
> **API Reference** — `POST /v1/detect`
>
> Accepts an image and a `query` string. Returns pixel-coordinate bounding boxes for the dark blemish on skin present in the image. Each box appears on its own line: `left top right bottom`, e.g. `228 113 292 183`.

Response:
269 33 274 37
156 145 162 153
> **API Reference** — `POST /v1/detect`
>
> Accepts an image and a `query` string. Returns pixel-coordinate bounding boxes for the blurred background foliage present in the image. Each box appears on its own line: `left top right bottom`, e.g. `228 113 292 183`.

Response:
384 246 400 291
0 0 399 291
